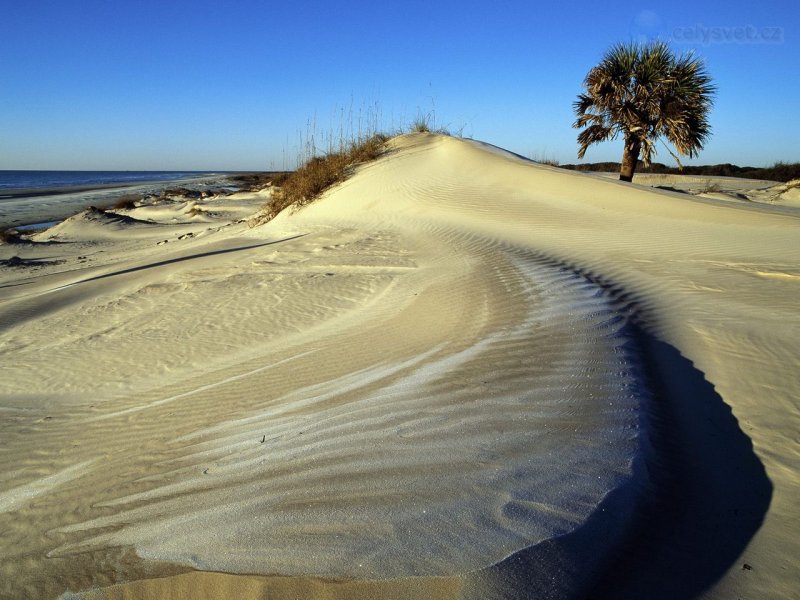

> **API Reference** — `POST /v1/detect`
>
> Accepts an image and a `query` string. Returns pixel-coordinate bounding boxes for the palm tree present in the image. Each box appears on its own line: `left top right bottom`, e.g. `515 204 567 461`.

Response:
573 41 715 182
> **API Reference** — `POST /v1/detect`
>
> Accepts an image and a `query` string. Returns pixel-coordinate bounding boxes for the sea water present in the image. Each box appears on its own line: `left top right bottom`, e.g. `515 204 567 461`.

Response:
0 171 236 229
0 170 216 192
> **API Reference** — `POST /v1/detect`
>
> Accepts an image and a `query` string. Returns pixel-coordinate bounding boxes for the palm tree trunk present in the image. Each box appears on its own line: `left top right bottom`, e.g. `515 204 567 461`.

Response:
619 137 641 182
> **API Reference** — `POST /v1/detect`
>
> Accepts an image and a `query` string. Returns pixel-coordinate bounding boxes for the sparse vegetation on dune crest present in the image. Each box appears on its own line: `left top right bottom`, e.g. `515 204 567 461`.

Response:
253 111 457 225
248 100 466 225
410 119 431 133
530 151 561 167
254 133 390 223
409 111 452 136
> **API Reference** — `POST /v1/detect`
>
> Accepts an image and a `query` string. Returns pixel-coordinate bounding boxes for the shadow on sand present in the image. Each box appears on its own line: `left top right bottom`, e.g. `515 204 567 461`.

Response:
470 330 772 599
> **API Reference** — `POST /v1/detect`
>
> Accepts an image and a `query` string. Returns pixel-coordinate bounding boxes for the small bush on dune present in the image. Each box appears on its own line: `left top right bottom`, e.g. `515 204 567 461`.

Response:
700 180 722 194
409 112 452 136
111 195 139 210
411 118 431 133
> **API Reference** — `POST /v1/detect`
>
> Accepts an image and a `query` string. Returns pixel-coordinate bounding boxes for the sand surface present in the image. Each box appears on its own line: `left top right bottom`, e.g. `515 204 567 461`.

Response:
1 134 798 599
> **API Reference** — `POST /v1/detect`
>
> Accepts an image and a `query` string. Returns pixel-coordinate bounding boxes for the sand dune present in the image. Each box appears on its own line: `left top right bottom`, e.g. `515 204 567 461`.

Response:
1 133 798 599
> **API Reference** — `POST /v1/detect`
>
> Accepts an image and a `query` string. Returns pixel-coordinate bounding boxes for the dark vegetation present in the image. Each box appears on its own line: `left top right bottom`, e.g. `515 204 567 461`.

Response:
0 255 64 268
111 195 140 210
574 41 715 181
228 172 293 191
559 160 800 182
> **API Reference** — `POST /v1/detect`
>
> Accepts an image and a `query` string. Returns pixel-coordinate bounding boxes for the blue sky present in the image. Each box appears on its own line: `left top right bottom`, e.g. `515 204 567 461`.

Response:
1 1 797 170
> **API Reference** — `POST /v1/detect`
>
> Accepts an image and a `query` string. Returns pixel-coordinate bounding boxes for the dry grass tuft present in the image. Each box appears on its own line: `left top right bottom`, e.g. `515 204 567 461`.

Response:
530 152 561 167
111 195 140 210
266 172 292 188
260 133 389 221
700 180 723 194
411 118 431 133
250 107 457 226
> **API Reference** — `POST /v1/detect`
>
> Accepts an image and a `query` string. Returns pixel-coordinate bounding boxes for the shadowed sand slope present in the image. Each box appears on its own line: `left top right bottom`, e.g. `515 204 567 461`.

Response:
0 134 797 599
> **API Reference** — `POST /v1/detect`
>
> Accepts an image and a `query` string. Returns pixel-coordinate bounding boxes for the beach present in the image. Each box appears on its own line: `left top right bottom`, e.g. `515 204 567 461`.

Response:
1 133 798 599
0 172 238 231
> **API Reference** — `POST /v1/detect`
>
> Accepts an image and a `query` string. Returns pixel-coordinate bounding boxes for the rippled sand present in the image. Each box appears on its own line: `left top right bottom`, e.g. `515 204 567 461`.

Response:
1 134 798 599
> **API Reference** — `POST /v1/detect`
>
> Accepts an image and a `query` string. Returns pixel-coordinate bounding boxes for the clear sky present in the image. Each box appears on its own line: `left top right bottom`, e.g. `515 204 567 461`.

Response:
1 1 797 170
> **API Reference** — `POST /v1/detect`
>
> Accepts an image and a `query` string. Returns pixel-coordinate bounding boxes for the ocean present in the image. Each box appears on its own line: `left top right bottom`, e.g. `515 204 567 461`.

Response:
0 171 238 229
0 170 220 192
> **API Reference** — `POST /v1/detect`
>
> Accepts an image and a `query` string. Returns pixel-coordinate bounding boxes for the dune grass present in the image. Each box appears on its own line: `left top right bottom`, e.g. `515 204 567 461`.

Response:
251 106 455 225
530 151 561 166
254 132 391 223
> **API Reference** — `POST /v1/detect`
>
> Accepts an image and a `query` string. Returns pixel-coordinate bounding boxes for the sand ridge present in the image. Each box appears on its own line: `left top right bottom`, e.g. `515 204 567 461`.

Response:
1 133 798 599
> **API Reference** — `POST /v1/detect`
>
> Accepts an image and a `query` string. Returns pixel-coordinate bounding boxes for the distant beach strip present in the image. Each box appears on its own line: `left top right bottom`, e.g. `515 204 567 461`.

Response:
0 171 239 230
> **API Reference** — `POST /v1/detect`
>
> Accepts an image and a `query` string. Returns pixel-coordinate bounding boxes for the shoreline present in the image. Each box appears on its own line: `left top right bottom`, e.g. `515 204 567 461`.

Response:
0 174 242 230
0 182 146 201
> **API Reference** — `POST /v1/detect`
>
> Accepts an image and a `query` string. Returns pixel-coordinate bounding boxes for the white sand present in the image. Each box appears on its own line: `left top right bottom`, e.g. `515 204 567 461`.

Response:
1 134 798 599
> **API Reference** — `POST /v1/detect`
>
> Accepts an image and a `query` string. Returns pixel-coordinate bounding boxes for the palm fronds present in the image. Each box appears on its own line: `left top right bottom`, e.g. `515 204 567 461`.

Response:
574 41 715 176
